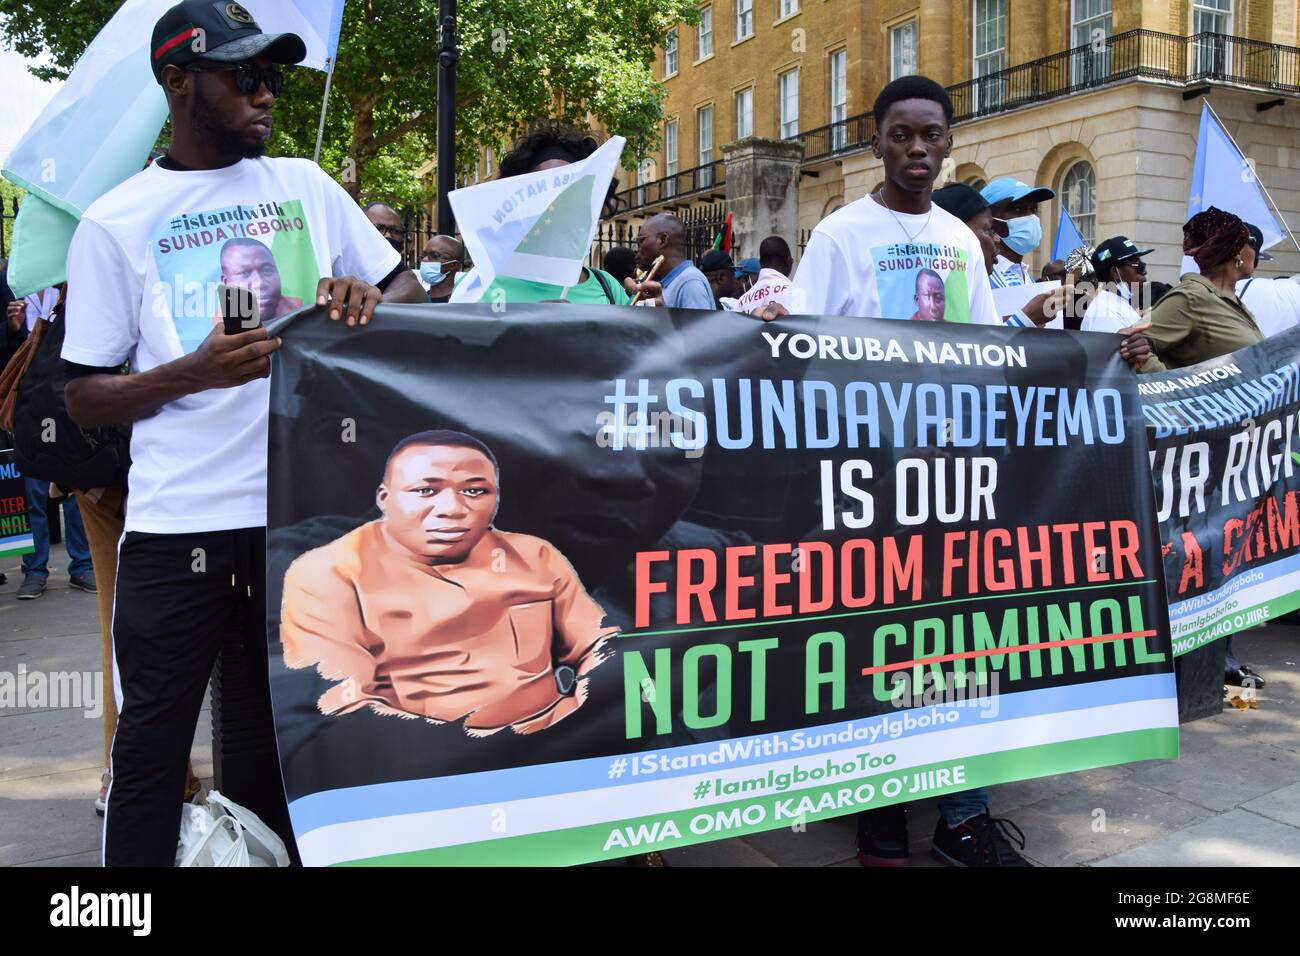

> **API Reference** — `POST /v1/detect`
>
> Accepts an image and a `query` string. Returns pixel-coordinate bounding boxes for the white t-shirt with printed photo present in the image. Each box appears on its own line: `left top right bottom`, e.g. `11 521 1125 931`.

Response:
63 157 401 534
783 194 1001 326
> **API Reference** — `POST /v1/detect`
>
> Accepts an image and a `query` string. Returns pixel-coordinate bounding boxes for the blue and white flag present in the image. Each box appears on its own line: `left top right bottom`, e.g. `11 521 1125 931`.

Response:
253 0 346 71
1183 102 1289 274
1052 207 1086 261
449 136 626 302
1 0 344 297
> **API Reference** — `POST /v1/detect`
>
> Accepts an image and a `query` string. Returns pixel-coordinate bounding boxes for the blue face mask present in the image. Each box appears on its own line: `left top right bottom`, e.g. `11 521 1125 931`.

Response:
1002 215 1043 256
420 261 453 285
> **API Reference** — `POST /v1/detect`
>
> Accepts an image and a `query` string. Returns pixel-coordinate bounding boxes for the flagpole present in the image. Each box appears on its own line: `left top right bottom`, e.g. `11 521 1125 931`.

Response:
1203 99 1300 256
313 56 336 165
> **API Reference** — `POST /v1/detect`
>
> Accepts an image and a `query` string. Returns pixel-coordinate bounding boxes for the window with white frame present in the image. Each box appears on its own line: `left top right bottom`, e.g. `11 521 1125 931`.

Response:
890 20 918 79
736 87 753 139
636 157 655 206
779 68 799 138
1061 160 1097 247
1192 0 1233 76
698 105 714 186
664 119 678 197
1070 0 1112 86
830 49 847 149
973 0 1006 110
698 7 713 59
665 29 678 77
736 0 753 39
779 0 798 20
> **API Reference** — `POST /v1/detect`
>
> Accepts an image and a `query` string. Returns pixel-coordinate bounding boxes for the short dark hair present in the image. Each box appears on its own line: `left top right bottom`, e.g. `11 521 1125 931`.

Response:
363 201 400 216
384 429 499 480
758 235 792 268
220 237 272 266
873 75 953 128
602 246 639 285
915 268 943 290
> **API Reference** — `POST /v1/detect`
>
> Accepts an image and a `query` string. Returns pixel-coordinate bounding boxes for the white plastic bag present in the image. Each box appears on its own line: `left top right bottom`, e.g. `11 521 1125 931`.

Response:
176 790 290 867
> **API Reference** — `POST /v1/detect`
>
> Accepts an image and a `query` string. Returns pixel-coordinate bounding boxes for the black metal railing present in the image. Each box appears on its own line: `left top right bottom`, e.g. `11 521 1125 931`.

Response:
790 29 1300 165
587 219 638 271
398 208 440 268
797 113 876 165
588 202 728 269
612 159 726 215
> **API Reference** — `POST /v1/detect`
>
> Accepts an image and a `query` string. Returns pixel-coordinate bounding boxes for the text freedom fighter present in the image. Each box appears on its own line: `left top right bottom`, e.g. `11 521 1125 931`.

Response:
634 519 1145 628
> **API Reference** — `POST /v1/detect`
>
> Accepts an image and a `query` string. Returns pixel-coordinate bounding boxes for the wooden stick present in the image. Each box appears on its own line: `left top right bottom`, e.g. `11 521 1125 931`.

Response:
629 255 665 306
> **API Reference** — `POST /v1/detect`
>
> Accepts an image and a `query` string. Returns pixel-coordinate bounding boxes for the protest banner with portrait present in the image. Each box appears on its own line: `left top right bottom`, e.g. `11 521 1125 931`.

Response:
1141 325 1300 655
266 305 1178 866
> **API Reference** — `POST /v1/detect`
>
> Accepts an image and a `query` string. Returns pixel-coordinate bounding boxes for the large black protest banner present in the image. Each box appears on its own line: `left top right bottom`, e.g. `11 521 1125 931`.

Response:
267 305 1177 866
1141 325 1300 655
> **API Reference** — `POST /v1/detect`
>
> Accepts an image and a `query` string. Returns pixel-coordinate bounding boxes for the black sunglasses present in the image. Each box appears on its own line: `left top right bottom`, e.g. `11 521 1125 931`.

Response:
187 62 286 97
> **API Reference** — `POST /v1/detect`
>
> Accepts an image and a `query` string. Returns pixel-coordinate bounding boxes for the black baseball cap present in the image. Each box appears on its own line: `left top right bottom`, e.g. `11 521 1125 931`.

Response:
698 250 735 274
932 184 1009 237
1245 222 1274 261
1091 236 1154 273
151 1 306 83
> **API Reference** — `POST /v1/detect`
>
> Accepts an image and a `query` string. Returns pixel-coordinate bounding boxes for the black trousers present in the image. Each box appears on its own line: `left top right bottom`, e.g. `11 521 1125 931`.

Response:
104 527 289 866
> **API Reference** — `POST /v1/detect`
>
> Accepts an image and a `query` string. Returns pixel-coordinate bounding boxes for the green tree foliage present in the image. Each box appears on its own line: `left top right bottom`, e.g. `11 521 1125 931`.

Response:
0 179 23 259
0 0 697 207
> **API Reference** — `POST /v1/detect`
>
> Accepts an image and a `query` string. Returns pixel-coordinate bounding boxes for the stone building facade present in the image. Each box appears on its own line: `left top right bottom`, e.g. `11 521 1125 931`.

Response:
603 1 1300 282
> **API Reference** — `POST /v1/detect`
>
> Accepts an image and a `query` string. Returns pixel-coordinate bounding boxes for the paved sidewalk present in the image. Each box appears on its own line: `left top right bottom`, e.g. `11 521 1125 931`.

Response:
1 544 1297 867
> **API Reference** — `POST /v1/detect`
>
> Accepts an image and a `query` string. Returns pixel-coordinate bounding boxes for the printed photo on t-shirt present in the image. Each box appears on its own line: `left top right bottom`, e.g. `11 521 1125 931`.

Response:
151 199 320 352
873 240 974 324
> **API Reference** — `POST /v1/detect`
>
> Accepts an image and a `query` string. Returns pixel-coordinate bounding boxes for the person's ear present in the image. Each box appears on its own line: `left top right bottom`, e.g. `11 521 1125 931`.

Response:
375 483 389 513
944 133 953 158
160 64 190 102
870 131 881 159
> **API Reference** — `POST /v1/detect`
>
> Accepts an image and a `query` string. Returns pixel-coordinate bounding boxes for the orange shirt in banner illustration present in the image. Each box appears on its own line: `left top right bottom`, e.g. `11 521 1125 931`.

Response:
280 436 617 735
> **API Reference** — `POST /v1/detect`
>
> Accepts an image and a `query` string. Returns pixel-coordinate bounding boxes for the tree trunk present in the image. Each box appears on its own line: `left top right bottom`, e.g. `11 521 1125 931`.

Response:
346 100 377 200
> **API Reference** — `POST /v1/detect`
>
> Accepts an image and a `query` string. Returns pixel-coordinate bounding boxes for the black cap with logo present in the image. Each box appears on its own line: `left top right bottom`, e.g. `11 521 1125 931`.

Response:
150 1 306 83
1090 236 1154 274
1245 222 1274 261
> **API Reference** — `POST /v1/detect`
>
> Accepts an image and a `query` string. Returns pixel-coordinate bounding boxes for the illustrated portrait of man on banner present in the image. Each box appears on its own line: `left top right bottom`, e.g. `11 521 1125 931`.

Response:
279 429 618 736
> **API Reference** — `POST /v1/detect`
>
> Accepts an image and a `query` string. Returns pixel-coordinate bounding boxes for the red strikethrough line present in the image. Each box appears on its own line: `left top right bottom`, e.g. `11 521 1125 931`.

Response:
859 630 1159 676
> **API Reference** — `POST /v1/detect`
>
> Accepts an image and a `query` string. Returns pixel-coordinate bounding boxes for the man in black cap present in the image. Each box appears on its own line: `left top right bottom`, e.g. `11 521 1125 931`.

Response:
699 249 741 309
931 183 1007 277
1237 222 1300 339
1082 236 1154 333
60 0 426 866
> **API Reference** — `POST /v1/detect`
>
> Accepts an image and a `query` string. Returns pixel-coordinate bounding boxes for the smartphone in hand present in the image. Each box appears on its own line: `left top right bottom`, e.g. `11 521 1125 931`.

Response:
218 283 260 334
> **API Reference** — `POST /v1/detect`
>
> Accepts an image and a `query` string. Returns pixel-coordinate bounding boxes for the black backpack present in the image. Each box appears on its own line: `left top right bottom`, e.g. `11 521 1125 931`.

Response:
12 309 130 491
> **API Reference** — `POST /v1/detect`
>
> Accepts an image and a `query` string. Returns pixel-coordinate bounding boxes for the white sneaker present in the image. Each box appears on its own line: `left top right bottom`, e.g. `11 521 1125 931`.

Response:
95 771 110 815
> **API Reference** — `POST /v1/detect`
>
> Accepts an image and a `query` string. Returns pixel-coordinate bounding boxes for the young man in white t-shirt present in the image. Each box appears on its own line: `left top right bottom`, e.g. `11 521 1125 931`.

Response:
61 1 426 866
759 76 1031 868
761 81 999 326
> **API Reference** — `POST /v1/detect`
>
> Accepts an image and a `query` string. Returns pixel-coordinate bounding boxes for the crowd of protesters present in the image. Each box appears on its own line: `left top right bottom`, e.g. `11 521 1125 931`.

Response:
3 0 1295 870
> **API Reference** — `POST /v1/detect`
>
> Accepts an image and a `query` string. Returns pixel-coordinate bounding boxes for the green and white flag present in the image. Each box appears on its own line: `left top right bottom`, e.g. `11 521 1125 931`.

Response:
449 136 625 302
1 0 343 297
